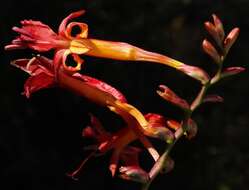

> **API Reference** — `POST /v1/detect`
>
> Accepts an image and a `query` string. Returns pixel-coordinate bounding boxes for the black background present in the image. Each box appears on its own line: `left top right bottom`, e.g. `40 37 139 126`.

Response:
1 0 249 190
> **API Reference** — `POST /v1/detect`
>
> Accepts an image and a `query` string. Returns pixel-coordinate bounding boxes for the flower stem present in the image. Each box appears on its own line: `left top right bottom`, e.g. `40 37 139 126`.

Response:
141 68 222 190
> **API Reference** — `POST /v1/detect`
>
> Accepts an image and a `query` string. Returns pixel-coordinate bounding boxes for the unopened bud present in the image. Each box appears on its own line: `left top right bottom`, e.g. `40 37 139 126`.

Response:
203 94 224 103
157 85 190 110
202 39 221 64
221 67 245 79
204 21 221 46
212 14 225 41
224 28 240 54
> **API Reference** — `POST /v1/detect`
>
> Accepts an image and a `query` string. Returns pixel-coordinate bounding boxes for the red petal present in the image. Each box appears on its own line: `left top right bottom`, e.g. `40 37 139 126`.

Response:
9 20 58 51
58 10 85 37
23 72 55 98
11 56 53 76
144 113 167 127
72 73 127 102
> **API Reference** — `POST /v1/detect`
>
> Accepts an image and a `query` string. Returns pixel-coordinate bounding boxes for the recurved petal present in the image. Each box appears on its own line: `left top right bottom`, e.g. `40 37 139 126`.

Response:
59 10 85 36
62 50 84 73
65 22 88 39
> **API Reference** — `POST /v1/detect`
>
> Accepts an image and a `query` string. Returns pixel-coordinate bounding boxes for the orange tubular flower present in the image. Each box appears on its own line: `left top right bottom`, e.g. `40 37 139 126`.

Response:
5 10 209 84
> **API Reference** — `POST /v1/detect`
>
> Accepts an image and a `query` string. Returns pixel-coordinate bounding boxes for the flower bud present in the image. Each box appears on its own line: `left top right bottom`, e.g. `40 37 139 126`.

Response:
224 28 240 54
202 39 221 64
203 94 224 103
221 67 245 79
157 85 190 110
204 21 221 46
212 14 225 41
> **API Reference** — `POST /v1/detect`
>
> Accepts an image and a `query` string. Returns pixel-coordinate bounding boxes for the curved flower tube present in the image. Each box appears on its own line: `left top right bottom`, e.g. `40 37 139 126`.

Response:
5 10 209 84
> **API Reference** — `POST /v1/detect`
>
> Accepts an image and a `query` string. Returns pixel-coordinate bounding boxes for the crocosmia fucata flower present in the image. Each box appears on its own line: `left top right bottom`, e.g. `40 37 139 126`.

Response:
5 10 209 83
11 55 126 105
11 55 177 178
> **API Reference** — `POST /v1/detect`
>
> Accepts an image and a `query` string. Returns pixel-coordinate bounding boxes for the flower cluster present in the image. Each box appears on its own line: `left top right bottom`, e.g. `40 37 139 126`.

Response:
5 10 244 190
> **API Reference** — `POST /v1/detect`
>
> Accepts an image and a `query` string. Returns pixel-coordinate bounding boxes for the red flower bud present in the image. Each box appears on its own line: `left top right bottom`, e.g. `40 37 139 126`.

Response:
212 14 225 41
202 39 221 64
203 94 224 103
221 67 245 79
224 28 240 54
204 21 221 46
157 85 190 110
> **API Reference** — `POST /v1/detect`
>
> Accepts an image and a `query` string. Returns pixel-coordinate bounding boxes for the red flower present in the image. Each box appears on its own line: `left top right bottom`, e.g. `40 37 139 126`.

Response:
6 10 209 83
11 56 172 177
11 55 127 105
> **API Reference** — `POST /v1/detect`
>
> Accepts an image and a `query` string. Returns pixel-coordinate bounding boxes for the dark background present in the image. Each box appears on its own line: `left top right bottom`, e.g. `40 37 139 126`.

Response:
0 0 248 190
